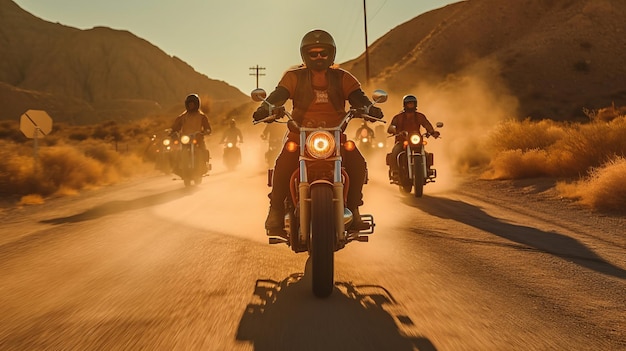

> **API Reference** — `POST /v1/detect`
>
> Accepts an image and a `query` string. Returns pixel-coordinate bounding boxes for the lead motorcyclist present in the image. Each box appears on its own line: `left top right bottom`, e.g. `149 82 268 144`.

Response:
170 94 212 174
387 95 440 181
252 29 384 234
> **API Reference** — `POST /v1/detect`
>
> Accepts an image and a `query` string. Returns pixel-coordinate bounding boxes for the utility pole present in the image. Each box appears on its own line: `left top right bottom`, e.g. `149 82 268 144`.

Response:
249 65 266 88
363 0 370 85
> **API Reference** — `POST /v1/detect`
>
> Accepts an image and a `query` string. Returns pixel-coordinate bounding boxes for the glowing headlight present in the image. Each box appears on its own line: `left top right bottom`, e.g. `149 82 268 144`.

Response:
361 137 369 143
377 142 384 148
227 142 234 148
180 135 191 144
409 134 421 145
306 131 335 159
162 138 171 146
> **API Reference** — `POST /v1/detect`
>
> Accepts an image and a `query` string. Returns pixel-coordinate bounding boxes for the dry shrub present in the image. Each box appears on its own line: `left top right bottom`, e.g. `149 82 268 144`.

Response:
481 148 551 179
487 118 566 152
39 145 109 193
483 116 626 179
0 137 153 203
557 157 626 213
18 194 45 205
0 140 40 195
552 116 626 174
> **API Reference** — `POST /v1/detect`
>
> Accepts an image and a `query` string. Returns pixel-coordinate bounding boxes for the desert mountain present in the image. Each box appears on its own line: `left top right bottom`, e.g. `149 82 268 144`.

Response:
0 0 247 124
343 0 626 120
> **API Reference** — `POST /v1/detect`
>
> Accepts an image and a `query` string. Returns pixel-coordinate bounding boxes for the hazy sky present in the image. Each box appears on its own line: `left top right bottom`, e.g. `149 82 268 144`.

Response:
13 0 457 94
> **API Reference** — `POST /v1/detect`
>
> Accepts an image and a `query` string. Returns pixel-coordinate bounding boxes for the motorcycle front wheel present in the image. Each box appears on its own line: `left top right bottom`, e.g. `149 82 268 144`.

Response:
310 183 335 298
413 156 425 198
398 157 412 193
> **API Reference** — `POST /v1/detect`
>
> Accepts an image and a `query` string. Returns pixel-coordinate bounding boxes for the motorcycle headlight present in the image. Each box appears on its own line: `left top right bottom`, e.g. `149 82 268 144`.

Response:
361 137 369 143
409 134 421 145
180 135 191 144
377 142 384 148
306 131 335 159
227 142 234 148
162 138 171 146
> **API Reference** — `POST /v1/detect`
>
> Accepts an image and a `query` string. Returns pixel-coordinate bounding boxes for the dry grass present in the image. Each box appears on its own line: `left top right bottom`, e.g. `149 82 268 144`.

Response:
556 157 626 213
478 114 626 212
0 119 158 205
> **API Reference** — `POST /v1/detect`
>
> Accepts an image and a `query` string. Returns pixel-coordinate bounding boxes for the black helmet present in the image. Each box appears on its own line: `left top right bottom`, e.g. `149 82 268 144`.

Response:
300 29 336 71
402 95 418 112
185 94 200 112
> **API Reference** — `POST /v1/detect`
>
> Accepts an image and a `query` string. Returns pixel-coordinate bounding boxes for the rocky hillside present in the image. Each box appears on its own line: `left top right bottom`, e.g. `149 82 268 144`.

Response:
343 0 626 121
0 0 247 124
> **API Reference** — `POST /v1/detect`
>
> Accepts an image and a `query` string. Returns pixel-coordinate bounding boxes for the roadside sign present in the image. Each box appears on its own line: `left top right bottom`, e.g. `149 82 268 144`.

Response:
20 110 52 138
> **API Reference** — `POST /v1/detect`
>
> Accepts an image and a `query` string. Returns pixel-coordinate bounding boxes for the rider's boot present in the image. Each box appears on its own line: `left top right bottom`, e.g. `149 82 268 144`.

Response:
265 205 285 236
349 206 370 232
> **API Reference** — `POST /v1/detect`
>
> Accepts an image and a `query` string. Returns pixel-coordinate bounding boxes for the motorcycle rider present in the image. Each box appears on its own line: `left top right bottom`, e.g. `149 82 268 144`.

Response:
355 120 375 147
261 122 286 165
221 119 244 145
387 94 440 181
170 94 212 174
261 121 285 144
252 29 384 234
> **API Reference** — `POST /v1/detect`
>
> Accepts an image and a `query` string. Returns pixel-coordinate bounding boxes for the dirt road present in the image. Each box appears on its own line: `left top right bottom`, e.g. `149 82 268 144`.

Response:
1 159 624 350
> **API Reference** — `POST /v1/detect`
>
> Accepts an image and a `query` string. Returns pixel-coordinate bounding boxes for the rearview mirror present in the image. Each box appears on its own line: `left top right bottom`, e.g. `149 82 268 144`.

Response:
388 125 397 134
372 90 388 104
436 122 444 128
251 88 267 102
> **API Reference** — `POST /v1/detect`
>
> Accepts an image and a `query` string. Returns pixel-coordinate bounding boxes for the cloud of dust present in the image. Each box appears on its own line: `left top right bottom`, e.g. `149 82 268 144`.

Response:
381 58 520 191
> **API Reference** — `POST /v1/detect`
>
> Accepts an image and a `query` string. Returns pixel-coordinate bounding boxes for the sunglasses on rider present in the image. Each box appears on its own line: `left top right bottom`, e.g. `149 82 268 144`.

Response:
307 50 329 58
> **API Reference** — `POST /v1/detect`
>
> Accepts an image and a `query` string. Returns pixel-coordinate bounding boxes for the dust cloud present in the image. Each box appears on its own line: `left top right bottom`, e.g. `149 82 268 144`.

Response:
382 59 521 191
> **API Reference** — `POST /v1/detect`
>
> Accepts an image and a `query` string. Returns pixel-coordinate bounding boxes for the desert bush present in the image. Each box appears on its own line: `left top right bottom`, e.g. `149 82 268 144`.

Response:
557 157 626 213
482 116 626 180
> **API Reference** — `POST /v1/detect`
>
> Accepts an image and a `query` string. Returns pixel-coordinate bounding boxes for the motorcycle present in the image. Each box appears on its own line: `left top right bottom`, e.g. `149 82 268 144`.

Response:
171 130 211 186
263 137 282 167
355 127 375 156
153 128 176 174
387 122 443 197
373 125 387 150
222 140 242 171
252 88 387 298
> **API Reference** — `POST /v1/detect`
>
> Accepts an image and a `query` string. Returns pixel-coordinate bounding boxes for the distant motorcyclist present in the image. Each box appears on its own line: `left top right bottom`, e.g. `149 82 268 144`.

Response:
170 94 212 173
252 29 384 233
355 121 375 140
260 121 285 145
261 122 286 165
387 95 439 180
221 119 243 145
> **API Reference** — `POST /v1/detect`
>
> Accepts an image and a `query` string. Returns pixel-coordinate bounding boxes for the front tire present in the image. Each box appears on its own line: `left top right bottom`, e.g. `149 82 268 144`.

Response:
413 156 425 197
398 154 412 193
310 184 335 298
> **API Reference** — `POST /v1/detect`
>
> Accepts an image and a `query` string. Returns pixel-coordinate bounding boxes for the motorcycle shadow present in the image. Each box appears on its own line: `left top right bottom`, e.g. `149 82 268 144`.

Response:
236 258 438 351
40 187 198 224
402 195 626 280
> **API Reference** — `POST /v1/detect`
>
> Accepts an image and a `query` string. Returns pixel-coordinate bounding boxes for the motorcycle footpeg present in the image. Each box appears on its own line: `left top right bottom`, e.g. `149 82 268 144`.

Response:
268 237 289 245
266 228 289 244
